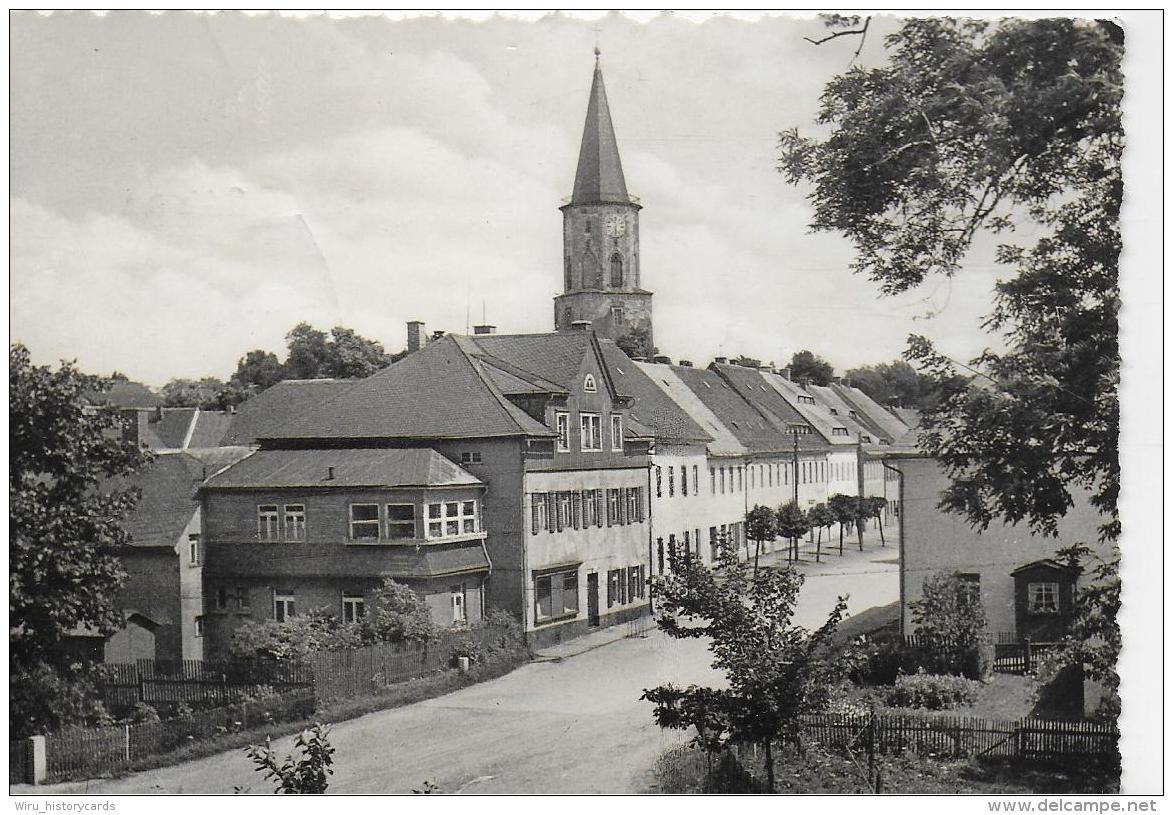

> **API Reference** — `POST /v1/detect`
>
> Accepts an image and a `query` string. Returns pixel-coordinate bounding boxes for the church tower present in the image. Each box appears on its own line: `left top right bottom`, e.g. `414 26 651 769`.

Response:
554 50 653 355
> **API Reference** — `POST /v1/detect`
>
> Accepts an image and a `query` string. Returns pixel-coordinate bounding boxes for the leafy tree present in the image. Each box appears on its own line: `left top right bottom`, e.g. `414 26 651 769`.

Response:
787 350 834 386
806 503 836 562
325 326 390 379
10 346 151 734
826 493 858 557
642 544 850 792
745 504 778 575
910 571 987 651
863 495 889 547
283 323 332 380
731 354 762 369
615 327 654 359
1052 543 1120 719
775 501 810 563
362 578 437 644
844 360 941 410
160 376 228 409
228 609 362 668
231 349 285 392
247 723 334 794
780 16 1122 700
10 346 151 670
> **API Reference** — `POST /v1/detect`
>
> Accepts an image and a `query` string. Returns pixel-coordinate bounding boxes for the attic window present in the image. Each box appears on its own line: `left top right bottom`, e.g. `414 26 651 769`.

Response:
615 366 625 375
832 427 849 437
584 374 597 393
798 395 816 405
830 408 839 415
460 451 482 465
703 382 711 388
861 434 873 443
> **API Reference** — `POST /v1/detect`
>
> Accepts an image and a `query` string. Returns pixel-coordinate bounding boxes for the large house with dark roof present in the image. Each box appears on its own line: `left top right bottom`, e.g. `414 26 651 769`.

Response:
200 329 653 649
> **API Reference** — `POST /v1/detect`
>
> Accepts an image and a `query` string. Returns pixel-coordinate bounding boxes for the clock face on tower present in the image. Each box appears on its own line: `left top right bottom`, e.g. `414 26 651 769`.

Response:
605 214 627 238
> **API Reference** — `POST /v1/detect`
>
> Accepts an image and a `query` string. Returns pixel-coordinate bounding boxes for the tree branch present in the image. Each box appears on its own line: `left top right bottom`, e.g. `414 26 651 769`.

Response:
804 16 871 49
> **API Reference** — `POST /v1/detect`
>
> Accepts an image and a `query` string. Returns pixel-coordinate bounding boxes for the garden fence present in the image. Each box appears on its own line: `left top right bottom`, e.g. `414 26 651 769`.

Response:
900 634 1064 675
799 712 1118 760
101 658 312 709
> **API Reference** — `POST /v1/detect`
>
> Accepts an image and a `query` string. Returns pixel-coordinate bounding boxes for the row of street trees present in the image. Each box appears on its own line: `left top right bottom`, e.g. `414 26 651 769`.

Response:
746 495 888 568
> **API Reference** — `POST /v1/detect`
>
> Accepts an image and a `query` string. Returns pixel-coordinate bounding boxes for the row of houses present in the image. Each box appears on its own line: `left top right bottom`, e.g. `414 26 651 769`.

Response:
85 326 913 660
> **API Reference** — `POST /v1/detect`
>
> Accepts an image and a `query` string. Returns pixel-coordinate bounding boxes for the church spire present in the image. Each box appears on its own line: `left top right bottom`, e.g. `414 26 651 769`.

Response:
570 51 630 205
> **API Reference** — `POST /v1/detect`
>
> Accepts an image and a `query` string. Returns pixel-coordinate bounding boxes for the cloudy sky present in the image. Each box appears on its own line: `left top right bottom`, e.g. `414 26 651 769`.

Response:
3 11 1112 385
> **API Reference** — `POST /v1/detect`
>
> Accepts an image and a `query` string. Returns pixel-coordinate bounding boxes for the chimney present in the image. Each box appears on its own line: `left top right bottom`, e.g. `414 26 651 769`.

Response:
153 405 163 423
406 321 427 354
802 377 812 390
714 356 728 365
831 376 841 384
842 377 852 388
781 366 792 381
473 324 497 335
678 360 694 368
653 355 672 365
571 320 593 332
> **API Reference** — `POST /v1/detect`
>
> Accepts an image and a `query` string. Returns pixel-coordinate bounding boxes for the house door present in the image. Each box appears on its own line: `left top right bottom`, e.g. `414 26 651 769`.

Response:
587 573 600 627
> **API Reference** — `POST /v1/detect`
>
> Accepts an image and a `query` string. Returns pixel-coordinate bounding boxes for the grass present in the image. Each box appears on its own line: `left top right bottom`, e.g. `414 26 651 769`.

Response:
40 647 531 785
846 672 1041 720
651 742 1120 794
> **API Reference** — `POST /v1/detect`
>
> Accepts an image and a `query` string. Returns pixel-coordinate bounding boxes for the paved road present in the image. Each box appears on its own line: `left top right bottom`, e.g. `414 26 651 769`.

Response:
30 534 898 795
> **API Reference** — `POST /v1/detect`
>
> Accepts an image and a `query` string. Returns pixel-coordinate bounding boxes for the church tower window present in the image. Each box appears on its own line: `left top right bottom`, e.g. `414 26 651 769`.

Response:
610 252 623 287
565 257 572 290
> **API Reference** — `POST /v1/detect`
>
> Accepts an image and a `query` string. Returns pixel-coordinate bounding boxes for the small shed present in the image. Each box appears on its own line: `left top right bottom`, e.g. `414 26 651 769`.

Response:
1010 558 1080 642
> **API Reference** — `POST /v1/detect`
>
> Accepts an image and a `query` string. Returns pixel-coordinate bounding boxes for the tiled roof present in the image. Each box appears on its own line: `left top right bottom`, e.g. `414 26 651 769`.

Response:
830 383 910 443
138 408 197 449
263 336 554 441
114 452 204 548
186 410 234 448
204 539 490 581
222 379 358 445
184 446 255 479
808 384 879 443
462 332 594 391
635 363 746 456
711 364 829 444
85 381 163 409
892 407 921 429
203 448 483 490
762 375 856 447
675 365 823 454
599 342 711 445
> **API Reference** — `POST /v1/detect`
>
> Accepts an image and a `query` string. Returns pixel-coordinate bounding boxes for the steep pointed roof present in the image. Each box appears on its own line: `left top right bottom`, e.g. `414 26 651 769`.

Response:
570 55 630 205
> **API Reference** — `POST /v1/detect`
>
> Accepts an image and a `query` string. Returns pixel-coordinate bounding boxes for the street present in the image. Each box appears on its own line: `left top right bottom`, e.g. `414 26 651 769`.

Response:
28 533 898 795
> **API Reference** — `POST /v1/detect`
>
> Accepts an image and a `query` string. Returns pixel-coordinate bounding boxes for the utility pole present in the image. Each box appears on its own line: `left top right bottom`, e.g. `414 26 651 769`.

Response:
856 435 866 552
791 428 800 562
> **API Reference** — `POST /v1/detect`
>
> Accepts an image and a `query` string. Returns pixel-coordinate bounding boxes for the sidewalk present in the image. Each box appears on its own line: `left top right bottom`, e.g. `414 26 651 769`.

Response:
753 520 897 573
533 614 656 661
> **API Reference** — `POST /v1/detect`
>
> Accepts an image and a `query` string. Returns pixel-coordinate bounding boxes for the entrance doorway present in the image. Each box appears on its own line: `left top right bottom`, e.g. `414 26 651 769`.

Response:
587 572 600 627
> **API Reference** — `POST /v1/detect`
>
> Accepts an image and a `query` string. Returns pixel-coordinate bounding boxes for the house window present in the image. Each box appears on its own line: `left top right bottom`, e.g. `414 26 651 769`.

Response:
451 585 467 624
607 489 622 525
710 467 716 494
556 493 573 531
531 493 548 535
956 573 981 607
556 412 571 451
681 466 689 496
195 616 204 638
610 252 623 287
386 504 417 540
273 592 295 623
610 305 624 323
1027 582 1060 615
593 490 604 527
188 534 200 565
626 486 642 523
611 414 623 450
655 465 662 498
580 413 602 450
534 569 579 622
350 504 380 541
628 566 645 601
428 501 477 538
342 593 366 623
257 505 280 542
668 466 675 497
832 427 849 437
236 586 250 610
215 586 228 611
460 451 482 465
720 467 726 494
583 374 597 393
693 466 699 495
284 504 306 542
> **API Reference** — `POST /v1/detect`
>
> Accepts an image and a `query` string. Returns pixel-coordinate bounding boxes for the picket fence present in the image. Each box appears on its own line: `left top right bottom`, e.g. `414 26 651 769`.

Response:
799 712 1118 760
30 689 317 784
899 634 1063 675
101 659 312 708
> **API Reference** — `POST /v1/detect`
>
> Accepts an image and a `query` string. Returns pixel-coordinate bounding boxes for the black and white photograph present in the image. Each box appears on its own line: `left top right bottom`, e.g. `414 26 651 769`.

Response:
7 9 1162 802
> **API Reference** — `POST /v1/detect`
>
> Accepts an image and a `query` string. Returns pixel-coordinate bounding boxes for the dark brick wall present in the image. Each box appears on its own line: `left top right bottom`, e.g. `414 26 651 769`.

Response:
116 548 182 662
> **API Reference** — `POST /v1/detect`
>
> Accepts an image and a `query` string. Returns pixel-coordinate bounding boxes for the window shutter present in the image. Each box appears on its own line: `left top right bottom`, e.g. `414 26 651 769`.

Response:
546 493 556 533
607 570 614 608
620 489 628 525
636 486 645 522
572 492 581 529
605 490 613 527
531 494 540 536
556 493 565 532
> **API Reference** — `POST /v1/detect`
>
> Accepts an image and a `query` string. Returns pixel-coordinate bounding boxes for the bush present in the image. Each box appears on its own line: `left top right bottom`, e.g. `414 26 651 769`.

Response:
128 701 161 724
853 636 991 684
246 722 334 794
449 637 488 667
882 671 979 711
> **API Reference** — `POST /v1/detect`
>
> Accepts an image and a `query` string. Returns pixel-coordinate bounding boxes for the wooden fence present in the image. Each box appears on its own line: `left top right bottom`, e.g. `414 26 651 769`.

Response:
306 625 516 702
900 634 1063 675
32 689 317 784
100 658 313 709
799 712 1118 760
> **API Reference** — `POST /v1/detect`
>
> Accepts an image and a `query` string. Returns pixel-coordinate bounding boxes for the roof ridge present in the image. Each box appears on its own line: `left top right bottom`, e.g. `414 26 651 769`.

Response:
450 336 553 437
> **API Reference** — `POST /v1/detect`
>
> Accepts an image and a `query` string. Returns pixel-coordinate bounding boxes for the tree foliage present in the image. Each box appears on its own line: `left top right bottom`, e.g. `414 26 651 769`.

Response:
642 545 850 792
780 17 1122 544
615 327 655 359
10 345 152 671
787 350 834 386
910 571 987 649
844 359 946 410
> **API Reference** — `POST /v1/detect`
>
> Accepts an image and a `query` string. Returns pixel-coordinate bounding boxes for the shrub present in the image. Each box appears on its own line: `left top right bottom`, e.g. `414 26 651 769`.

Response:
882 671 979 711
910 572 987 650
475 609 526 655
360 579 437 644
246 722 334 794
449 637 487 667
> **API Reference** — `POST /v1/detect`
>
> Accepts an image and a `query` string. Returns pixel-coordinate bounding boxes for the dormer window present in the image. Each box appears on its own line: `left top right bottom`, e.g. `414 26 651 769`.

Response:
831 427 849 437
583 374 597 393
